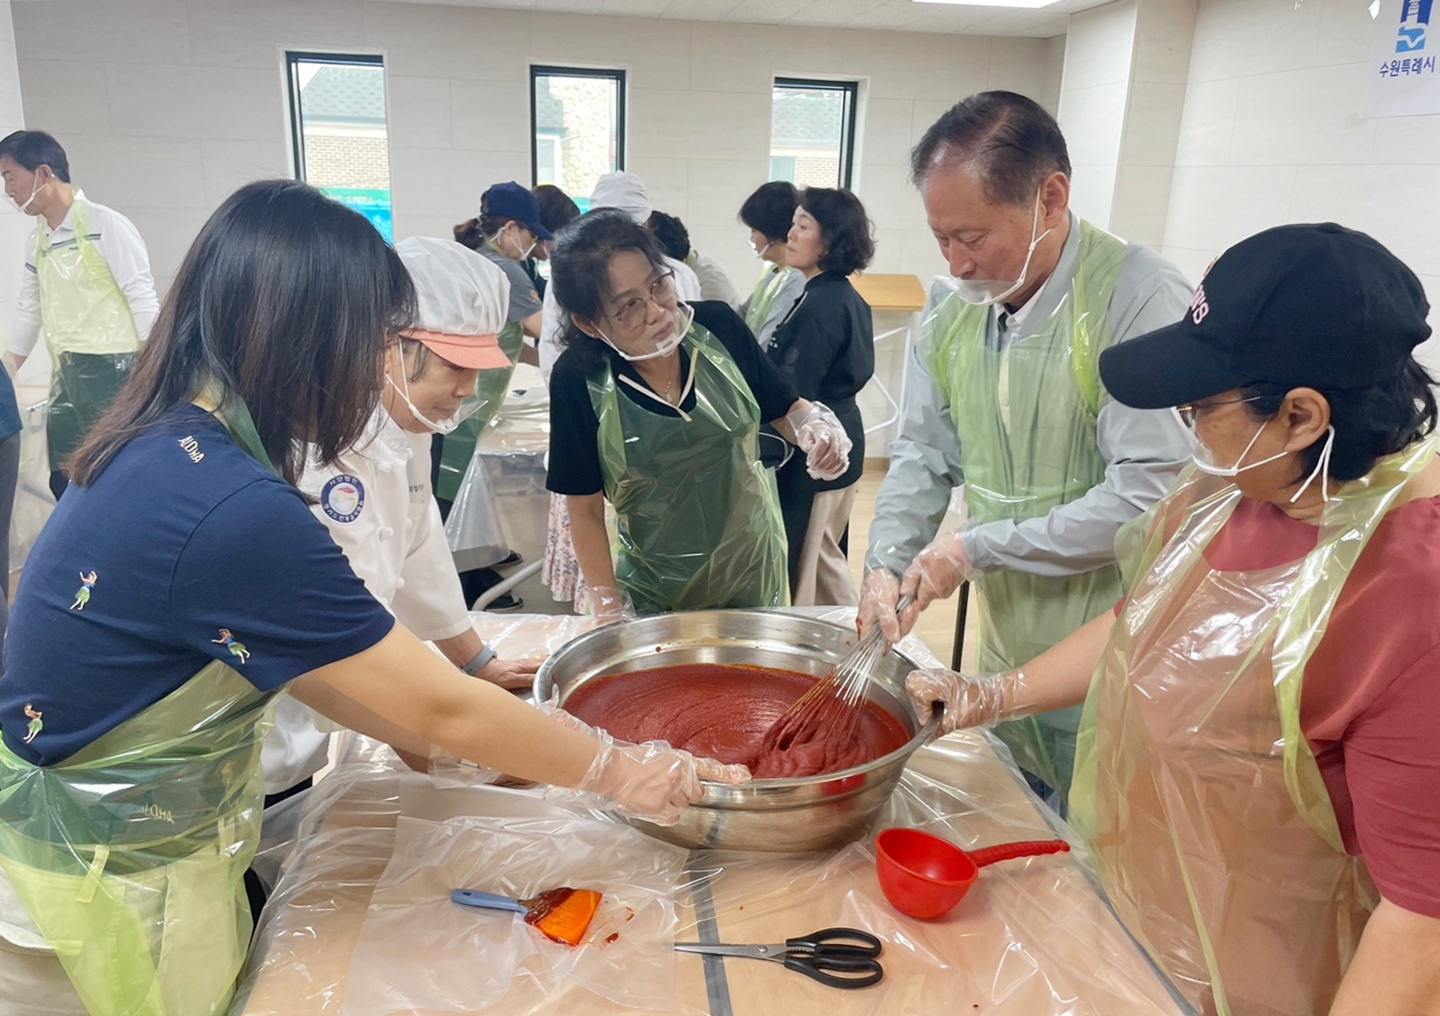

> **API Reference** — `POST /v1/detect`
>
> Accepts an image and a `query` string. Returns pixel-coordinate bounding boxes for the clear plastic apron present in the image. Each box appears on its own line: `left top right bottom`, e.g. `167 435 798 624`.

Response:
0 391 279 1016
590 324 788 615
743 265 798 349
1070 436 1438 1016
921 221 1127 795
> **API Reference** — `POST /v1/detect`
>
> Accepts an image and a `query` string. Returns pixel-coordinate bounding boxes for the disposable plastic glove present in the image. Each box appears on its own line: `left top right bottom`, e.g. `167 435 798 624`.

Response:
786 401 851 481
857 567 923 643
576 728 752 825
905 668 1028 738
539 698 752 825
587 585 634 626
900 532 973 613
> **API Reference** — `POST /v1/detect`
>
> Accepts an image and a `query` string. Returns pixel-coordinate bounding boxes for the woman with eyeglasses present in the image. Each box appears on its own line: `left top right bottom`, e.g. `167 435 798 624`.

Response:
0 183 749 1015
546 211 852 618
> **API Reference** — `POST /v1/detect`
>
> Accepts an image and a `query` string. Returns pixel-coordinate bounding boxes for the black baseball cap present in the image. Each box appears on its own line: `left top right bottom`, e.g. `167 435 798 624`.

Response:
479 181 554 242
1098 223 1431 410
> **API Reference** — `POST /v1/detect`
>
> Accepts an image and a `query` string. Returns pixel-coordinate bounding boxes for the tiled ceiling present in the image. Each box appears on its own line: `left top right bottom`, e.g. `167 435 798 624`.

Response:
382 0 1112 37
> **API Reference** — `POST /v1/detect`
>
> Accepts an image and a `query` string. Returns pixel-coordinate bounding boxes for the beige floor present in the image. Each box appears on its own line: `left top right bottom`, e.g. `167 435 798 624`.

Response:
846 462 979 672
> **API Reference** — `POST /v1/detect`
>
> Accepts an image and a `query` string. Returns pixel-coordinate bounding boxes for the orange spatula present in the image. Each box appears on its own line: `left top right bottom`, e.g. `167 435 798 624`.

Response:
451 887 603 946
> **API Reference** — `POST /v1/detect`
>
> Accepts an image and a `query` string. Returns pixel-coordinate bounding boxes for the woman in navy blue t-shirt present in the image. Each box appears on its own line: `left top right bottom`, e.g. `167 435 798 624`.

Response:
0 180 747 1015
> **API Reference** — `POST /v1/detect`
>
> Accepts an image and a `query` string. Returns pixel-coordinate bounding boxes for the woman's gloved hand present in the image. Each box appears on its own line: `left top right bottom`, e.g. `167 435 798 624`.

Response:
899 533 974 613
587 585 634 626
786 401 852 481
905 668 1027 738
539 698 751 825
857 567 922 643
576 729 751 826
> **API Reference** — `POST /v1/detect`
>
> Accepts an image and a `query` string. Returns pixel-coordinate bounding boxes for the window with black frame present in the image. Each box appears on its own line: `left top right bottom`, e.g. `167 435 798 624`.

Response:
530 66 626 208
285 51 393 240
769 78 859 190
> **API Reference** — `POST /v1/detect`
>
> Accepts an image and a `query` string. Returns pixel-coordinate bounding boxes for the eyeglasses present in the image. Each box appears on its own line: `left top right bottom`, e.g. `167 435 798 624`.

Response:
1173 394 1268 429
608 270 677 331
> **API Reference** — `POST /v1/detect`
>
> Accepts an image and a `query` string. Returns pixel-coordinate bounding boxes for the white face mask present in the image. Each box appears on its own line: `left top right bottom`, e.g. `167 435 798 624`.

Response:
14 173 47 214
385 356 482 435
937 188 1052 307
1179 409 1337 504
750 237 776 260
598 300 694 363
489 225 537 262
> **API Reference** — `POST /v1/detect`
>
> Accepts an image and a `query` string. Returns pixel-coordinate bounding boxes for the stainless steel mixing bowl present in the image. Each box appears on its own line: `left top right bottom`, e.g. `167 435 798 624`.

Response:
533 610 938 852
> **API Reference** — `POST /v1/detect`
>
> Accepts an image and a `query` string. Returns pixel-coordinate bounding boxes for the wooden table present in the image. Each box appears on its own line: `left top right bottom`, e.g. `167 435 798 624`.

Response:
848 274 927 313
234 615 1188 1016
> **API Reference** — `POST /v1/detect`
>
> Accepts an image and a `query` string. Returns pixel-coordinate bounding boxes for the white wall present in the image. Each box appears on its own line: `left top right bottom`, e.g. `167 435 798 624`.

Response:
12 0 1062 296
1107 0 1194 248
1162 0 1440 367
0 1 26 348
1057 0 1137 230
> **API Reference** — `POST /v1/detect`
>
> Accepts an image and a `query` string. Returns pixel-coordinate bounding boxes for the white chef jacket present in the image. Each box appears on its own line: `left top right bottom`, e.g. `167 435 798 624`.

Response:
259 407 473 793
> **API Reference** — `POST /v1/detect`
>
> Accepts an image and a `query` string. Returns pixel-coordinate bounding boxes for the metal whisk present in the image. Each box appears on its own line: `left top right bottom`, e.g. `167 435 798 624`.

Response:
763 594 915 754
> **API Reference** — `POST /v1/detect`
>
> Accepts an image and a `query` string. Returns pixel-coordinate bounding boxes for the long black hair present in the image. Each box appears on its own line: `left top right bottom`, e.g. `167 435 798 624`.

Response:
549 210 671 375
69 179 415 487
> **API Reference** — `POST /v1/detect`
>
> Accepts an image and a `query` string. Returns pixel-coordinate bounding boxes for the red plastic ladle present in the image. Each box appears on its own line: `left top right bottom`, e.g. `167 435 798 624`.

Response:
875 827 1071 920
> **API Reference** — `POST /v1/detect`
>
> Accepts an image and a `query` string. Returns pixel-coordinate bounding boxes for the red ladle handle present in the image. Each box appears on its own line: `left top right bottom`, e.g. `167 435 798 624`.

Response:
968 839 1071 869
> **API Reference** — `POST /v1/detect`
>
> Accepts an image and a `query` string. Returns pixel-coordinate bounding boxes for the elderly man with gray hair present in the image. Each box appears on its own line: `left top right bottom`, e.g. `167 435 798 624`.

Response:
859 91 1193 807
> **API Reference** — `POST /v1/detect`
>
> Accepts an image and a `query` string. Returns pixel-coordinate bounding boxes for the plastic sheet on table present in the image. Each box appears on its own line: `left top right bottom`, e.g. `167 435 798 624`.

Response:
665 734 1189 1016
469 612 598 663
445 374 551 572
445 449 510 572
232 611 1190 1016
230 736 406 1016
339 794 686 1015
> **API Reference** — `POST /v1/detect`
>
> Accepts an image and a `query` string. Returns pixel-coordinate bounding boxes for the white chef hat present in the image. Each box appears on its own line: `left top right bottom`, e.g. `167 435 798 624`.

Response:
394 236 512 370
589 171 652 224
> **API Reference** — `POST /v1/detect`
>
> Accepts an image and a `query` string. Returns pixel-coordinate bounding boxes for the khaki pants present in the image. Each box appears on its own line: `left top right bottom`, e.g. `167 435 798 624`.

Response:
791 484 858 607
0 935 86 1016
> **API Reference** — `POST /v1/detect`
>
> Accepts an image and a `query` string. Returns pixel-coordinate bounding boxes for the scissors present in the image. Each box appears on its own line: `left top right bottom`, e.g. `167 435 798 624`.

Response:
674 926 884 989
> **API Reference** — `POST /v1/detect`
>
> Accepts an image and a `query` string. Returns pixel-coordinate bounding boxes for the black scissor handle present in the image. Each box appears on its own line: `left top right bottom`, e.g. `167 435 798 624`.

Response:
783 952 885 989
788 927 883 958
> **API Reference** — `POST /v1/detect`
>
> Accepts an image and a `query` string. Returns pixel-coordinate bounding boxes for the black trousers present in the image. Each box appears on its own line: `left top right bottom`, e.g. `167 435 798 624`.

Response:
242 777 314 930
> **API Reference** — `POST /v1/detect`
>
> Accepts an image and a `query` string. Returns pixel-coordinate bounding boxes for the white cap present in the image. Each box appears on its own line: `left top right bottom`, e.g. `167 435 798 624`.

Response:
589 171 651 224
394 236 512 370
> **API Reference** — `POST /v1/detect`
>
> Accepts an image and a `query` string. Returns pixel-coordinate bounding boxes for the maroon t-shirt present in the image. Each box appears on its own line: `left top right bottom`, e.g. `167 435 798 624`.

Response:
1200 494 1440 918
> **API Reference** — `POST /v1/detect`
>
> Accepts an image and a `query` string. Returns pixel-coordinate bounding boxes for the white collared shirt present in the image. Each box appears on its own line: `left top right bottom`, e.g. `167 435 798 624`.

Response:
10 191 161 356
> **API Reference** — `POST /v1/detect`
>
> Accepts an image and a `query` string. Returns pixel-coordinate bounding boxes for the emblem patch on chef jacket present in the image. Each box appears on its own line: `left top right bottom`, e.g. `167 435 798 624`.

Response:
321 474 366 523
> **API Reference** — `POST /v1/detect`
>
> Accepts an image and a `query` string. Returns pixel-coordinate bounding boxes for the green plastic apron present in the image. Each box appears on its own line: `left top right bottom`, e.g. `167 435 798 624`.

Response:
742 265 799 343
922 220 1128 796
1069 436 1437 1015
590 324 788 615
0 393 279 1016
435 320 523 503
36 196 141 470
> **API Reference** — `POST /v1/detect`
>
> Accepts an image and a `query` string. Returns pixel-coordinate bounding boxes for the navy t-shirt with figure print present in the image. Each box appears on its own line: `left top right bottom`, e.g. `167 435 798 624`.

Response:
0 404 395 766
